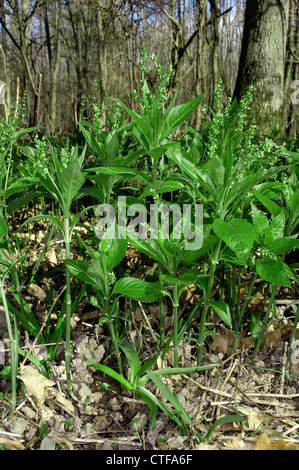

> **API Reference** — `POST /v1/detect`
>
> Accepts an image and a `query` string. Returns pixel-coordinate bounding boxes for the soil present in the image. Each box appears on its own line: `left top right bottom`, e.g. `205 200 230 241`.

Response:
0 221 299 451
1 310 299 451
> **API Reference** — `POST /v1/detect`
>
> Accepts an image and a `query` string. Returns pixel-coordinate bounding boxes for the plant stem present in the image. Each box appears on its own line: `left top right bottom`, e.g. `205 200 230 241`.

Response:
0 279 18 420
250 283 278 365
231 272 258 354
64 216 78 401
158 262 165 349
197 240 222 365
286 305 299 375
105 296 123 376
172 282 179 367
5 231 27 339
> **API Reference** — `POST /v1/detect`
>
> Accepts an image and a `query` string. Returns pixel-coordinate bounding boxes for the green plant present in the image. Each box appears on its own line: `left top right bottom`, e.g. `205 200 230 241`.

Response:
65 234 127 374
205 414 249 444
87 339 217 441
36 144 87 399
0 263 19 419
0 122 39 418
165 84 297 364
248 184 299 362
286 305 299 375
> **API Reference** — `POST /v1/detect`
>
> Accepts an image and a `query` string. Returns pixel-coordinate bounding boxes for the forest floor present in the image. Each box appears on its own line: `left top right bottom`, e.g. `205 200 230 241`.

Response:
0 216 299 451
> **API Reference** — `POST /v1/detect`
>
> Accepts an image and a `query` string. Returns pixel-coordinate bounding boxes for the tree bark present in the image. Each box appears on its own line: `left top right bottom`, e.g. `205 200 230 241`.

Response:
209 0 220 100
195 0 207 128
234 0 290 135
0 2 11 118
96 0 108 121
44 0 61 133
285 0 299 137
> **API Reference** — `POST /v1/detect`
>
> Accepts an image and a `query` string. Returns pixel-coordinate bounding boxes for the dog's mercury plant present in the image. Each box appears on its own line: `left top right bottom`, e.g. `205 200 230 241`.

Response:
0 50 298 441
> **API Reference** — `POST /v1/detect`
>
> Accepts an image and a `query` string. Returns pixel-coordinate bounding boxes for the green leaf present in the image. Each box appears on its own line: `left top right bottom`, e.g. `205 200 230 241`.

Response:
146 369 197 437
289 189 299 231
159 180 184 193
88 166 151 183
58 161 85 213
6 192 44 215
135 388 158 429
14 126 40 140
77 186 104 202
123 232 167 266
265 212 286 243
136 351 160 383
253 190 285 218
63 259 99 285
182 234 219 265
137 384 186 433
0 219 8 241
256 259 293 288
266 237 299 255
40 436 56 451
251 204 268 239
112 277 170 303
205 415 249 443
39 171 64 208
105 131 119 161
159 94 204 142
87 258 107 283
150 363 218 377
203 155 225 191
250 312 261 342
117 340 141 384
213 219 255 264
120 102 153 149
100 238 127 272
86 362 133 391
208 301 232 328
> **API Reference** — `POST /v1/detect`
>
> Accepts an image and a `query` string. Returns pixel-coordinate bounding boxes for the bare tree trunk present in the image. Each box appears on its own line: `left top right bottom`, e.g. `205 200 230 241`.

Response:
234 0 290 135
285 0 299 137
195 0 207 128
96 0 107 121
0 2 11 118
44 0 61 133
209 0 220 100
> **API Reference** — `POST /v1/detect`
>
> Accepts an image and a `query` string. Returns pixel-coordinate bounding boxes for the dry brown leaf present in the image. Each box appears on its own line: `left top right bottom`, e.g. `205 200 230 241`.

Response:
54 391 76 415
246 410 263 431
289 361 299 376
210 334 231 354
18 365 56 405
224 438 245 449
210 330 255 355
18 365 75 413
180 284 200 305
261 324 293 350
240 282 264 311
26 283 47 301
271 440 296 450
254 433 271 450
0 438 25 450
194 442 216 450
254 433 296 450
45 247 58 267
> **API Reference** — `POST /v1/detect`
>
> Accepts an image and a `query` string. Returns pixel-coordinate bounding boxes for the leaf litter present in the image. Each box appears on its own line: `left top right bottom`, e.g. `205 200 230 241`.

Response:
0 232 299 451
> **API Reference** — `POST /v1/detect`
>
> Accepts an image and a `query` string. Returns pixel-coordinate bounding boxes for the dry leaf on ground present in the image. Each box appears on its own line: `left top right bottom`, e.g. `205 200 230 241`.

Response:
224 438 245 449
0 437 25 450
18 365 75 414
254 433 296 450
210 330 255 354
18 366 56 405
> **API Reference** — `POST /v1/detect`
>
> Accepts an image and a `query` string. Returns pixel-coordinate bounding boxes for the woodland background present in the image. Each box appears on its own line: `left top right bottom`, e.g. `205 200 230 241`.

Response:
0 0 298 138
